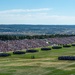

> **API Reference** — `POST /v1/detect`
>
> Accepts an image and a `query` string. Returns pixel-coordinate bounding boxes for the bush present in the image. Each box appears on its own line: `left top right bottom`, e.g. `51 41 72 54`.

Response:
13 51 25 54
63 45 71 47
26 50 38 53
41 48 51 51
58 56 75 60
0 53 11 57
52 46 62 49
31 56 35 59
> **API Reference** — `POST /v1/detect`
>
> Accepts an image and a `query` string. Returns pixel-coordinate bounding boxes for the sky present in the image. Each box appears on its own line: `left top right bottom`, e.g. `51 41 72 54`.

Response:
0 0 75 25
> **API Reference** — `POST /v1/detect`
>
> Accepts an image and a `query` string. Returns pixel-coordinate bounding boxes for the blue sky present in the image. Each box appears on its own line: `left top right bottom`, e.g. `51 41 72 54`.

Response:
0 0 75 24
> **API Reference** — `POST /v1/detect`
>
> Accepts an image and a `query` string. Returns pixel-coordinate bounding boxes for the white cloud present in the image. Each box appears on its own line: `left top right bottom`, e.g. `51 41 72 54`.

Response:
0 8 51 14
0 8 75 24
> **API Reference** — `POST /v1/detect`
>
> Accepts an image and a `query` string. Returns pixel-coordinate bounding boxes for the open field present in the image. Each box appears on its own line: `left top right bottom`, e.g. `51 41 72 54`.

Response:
0 46 75 75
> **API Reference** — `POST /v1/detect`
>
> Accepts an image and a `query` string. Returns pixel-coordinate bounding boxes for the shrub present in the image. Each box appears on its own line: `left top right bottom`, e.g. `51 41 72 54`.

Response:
41 48 51 51
31 56 35 59
26 50 38 53
63 45 71 47
52 46 62 49
0 53 11 57
13 51 25 54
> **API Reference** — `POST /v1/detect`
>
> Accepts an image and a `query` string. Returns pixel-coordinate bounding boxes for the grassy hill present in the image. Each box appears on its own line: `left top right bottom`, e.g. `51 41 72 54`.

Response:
0 46 75 75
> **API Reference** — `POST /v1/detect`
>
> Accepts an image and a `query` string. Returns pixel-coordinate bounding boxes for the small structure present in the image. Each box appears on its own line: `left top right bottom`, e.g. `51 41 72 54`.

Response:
41 48 51 51
58 56 75 60
26 50 38 53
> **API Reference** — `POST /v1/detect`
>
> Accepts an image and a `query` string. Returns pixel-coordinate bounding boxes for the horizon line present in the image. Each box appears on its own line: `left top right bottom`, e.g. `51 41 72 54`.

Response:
0 24 75 25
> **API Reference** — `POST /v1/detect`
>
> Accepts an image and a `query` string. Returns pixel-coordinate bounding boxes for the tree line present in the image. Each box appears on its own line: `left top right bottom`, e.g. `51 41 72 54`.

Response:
0 34 75 40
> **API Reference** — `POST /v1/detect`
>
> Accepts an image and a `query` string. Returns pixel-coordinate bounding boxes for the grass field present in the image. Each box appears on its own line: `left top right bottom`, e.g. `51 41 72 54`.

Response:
0 46 75 75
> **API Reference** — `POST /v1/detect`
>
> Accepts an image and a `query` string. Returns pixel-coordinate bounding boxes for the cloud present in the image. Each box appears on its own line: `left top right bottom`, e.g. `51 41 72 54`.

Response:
0 8 51 14
0 8 75 24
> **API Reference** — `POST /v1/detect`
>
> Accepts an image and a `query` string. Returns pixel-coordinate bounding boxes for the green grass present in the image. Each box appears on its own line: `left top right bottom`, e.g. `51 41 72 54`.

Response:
0 46 75 75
